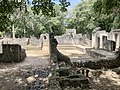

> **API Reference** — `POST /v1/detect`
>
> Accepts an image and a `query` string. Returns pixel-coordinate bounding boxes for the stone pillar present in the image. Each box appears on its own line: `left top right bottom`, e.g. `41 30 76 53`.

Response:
50 32 72 66
118 34 120 48
92 33 96 48
115 33 120 51
99 36 103 49
95 37 98 49
0 44 2 53
113 34 115 41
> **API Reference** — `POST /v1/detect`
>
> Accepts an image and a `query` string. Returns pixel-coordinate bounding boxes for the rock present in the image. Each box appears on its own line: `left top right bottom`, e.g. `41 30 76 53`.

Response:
43 78 48 82
48 73 52 78
34 74 38 78
15 78 23 85
59 74 89 89
26 76 36 83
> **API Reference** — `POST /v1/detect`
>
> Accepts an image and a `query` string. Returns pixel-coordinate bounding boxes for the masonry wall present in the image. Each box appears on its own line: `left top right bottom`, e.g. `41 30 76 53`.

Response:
0 44 26 62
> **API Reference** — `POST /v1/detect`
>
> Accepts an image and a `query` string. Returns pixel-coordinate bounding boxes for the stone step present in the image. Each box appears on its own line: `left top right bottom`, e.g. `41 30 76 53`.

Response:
87 49 115 59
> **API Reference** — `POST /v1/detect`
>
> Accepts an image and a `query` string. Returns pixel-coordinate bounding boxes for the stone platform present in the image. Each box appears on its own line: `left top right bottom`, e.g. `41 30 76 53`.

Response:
72 49 120 69
87 49 115 59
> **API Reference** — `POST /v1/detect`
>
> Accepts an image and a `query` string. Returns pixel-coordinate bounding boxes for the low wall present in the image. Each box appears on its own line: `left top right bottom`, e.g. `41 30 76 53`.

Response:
73 51 120 69
48 34 89 90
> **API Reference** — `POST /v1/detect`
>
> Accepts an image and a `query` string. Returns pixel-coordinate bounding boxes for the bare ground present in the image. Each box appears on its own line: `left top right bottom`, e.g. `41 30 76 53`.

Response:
0 45 120 90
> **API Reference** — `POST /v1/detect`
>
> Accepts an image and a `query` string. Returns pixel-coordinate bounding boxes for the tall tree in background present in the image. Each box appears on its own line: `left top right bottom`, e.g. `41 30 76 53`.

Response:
66 0 96 34
93 0 120 31
66 0 120 35
0 0 70 35
13 4 67 38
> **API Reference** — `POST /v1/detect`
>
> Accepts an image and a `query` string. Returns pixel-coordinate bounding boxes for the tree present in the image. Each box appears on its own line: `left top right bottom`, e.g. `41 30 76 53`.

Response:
66 0 96 35
0 0 27 32
93 0 120 31
12 4 67 38
0 0 70 33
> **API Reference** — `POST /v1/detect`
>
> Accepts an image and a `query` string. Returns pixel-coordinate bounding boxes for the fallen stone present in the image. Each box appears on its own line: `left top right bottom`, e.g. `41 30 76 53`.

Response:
34 74 38 78
15 78 23 85
26 76 36 83
43 78 48 82
59 74 89 89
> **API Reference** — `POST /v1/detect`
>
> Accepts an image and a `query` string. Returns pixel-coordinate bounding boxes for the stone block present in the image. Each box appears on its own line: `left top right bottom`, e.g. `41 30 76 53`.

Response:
59 74 89 89
26 76 36 83
0 44 26 62
103 40 116 51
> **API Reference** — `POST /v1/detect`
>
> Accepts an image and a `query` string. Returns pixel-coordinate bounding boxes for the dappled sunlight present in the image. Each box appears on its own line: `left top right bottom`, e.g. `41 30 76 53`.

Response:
57 45 85 57
100 70 120 86
25 45 49 57
89 70 120 89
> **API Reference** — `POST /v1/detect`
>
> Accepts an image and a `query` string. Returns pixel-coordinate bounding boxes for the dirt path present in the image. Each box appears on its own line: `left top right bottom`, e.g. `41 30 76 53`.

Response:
0 45 120 90
0 45 50 90
57 45 85 57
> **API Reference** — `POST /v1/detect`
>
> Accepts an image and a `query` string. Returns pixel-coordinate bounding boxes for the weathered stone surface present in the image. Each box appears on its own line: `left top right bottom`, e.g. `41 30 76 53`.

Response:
14 38 29 46
29 37 40 46
112 67 120 74
48 32 90 90
26 76 36 83
59 74 89 89
0 44 2 53
50 33 72 66
56 67 71 76
103 40 116 51
48 76 62 90
73 49 120 69
0 44 26 62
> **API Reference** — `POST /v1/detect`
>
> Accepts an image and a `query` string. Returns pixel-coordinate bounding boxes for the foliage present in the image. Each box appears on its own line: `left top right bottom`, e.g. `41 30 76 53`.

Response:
65 0 96 34
13 4 66 38
65 0 120 35
32 0 70 16
93 0 120 31
0 0 26 31
0 0 70 34
2 0 120 37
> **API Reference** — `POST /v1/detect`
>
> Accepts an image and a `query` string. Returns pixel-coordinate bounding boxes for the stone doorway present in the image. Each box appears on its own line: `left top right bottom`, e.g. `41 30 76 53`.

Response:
102 36 107 49
96 37 100 49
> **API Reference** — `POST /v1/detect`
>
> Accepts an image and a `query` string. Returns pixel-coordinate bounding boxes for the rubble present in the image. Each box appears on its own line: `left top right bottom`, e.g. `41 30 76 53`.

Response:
26 76 36 83
48 33 90 90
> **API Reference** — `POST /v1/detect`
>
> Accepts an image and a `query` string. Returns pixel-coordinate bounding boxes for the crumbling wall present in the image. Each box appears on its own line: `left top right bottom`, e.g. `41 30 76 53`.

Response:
73 50 120 69
103 40 116 51
0 44 26 62
48 33 90 90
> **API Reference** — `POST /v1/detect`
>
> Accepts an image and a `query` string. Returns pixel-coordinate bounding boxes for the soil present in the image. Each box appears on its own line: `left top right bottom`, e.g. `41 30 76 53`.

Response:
0 45 120 90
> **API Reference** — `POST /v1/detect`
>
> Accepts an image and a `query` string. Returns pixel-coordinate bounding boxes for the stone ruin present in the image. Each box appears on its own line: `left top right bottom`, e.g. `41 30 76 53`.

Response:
0 44 26 62
48 28 120 89
72 27 120 69
47 28 120 89
48 33 90 90
92 27 120 51
0 30 90 48
55 29 91 46
0 35 27 62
